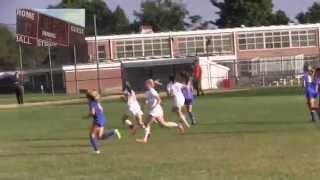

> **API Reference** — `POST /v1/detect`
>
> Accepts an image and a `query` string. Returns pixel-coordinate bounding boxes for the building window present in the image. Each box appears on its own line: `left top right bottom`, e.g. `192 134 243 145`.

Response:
116 40 143 59
238 32 264 50
291 29 317 47
97 45 106 60
264 31 290 49
206 33 233 55
177 36 205 56
144 38 170 57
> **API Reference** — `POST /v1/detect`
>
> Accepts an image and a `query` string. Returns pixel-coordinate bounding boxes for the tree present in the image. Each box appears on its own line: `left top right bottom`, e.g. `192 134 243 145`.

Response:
185 15 210 30
134 0 189 32
271 10 290 25
210 0 274 28
0 26 19 70
111 6 131 34
296 2 320 24
0 26 47 71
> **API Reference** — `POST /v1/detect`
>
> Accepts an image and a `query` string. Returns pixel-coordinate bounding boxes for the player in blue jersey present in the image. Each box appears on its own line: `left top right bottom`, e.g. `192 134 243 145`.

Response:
315 68 320 116
303 65 318 122
180 71 196 125
86 91 121 154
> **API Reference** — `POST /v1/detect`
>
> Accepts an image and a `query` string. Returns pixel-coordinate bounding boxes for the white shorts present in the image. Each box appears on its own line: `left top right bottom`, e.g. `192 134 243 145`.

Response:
149 105 164 118
127 107 143 118
173 99 185 108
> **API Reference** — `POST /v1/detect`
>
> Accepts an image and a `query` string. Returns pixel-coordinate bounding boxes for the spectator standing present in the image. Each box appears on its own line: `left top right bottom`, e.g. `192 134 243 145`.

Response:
192 61 205 96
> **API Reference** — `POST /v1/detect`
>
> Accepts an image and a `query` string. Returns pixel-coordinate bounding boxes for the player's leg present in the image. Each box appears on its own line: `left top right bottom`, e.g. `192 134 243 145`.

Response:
137 115 153 143
310 97 318 123
175 106 190 128
186 104 196 125
194 80 200 96
89 125 100 154
155 116 185 134
131 113 145 135
122 114 134 130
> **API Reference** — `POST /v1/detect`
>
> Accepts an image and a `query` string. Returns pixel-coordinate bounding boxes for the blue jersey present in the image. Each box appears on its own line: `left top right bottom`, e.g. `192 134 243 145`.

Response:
304 72 317 99
89 100 106 127
182 80 194 100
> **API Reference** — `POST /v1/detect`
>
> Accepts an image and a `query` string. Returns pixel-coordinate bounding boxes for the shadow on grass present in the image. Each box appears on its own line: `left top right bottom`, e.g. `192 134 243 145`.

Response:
201 87 304 99
198 120 309 126
13 137 87 142
0 151 88 158
186 126 312 136
29 144 89 149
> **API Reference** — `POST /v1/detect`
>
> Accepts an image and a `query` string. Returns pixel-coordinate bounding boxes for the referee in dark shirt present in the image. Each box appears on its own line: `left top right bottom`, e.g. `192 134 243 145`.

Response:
14 72 24 105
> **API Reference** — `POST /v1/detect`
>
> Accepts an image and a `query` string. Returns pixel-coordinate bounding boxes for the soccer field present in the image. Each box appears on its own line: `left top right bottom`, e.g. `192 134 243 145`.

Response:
0 88 319 180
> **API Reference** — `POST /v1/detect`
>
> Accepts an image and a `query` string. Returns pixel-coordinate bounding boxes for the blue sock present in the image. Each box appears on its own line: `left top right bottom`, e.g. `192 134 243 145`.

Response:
101 130 115 140
90 137 98 151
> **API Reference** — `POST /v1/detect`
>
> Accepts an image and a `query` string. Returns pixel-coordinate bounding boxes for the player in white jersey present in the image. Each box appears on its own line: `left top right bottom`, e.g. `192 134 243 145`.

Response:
122 82 144 135
167 75 190 129
137 79 184 144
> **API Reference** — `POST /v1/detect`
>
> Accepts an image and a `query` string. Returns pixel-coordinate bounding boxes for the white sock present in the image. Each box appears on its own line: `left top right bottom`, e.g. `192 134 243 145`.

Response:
143 126 151 141
166 122 178 128
180 116 190 128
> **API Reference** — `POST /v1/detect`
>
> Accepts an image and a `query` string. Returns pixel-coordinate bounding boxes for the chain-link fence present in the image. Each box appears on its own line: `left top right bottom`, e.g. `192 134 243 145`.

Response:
212 56 319 89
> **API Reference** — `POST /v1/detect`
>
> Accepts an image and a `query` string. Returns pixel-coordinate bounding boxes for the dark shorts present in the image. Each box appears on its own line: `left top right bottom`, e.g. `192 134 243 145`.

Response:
185 98 194 106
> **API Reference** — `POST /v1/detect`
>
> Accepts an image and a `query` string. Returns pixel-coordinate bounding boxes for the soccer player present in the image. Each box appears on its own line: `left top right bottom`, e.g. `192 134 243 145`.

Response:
181 71 196 125
167 75 190 128
137 79 184 144
303 65 318 122
121 82 145 135
86 90 121 154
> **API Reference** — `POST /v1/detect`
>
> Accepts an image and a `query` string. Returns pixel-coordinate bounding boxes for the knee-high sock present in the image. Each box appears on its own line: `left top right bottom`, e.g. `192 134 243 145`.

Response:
311 111 318 122
90 137 98 151
143 126 151 141
101 130 115 140
180 115 190 128
188 112 196 123
164 122 178 128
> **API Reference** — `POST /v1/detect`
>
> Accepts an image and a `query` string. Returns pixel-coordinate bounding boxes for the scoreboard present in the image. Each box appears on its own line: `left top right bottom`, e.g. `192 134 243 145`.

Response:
16 8 85 47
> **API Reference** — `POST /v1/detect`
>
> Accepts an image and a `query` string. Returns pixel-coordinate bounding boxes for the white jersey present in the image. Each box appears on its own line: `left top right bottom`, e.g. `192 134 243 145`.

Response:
127 90 141 112
167 82 185 107
145 88 163 117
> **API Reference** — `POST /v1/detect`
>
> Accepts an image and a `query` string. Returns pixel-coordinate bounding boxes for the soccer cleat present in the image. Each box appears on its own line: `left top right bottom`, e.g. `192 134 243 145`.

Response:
114 129 122 139
136 139 147 144
94 150 101 154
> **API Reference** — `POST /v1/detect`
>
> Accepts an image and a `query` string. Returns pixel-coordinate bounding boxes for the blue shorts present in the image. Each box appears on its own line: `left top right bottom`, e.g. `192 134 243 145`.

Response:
93 119 106 128
185 98 194 106
306 89 318 99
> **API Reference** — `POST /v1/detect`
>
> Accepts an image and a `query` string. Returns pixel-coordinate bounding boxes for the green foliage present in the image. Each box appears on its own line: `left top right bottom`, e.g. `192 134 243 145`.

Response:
211 0 289 28
111 6 131 34
134 0 189 32
271 10 290 25
296 2 320 24
0 26 19 70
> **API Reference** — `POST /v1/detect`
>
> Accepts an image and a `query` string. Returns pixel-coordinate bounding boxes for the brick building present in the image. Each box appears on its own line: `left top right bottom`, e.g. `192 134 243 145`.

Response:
63 23 320 93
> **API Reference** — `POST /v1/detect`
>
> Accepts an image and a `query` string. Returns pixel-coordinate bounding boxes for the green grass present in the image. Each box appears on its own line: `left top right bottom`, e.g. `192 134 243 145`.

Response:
0 87 319 180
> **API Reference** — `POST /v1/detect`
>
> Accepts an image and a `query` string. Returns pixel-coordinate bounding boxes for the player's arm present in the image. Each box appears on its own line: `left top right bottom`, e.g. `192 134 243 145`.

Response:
88 106 96 117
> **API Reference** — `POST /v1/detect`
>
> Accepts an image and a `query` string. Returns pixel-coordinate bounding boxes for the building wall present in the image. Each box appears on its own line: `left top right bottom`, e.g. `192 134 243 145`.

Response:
237 47 320 60
64 67 122 94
